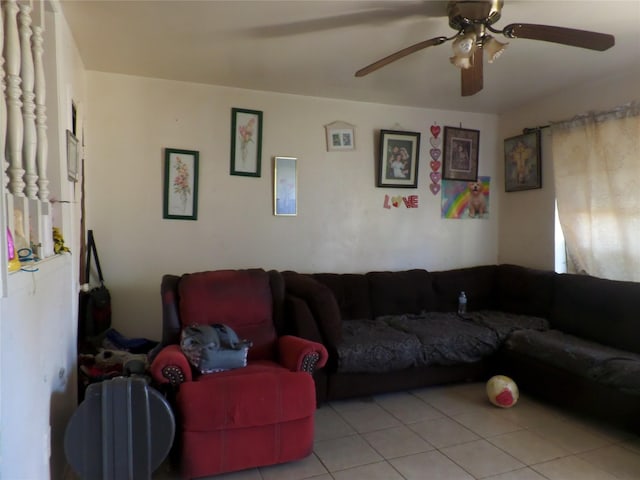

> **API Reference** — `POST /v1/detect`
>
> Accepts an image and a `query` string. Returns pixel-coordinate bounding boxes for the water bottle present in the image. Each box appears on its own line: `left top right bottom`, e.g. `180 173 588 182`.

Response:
458 291 467 315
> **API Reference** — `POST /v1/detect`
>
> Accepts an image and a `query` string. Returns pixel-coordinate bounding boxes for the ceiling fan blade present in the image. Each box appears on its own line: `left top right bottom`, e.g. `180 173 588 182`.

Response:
355 36 448 77
250 1 448 38
461 48 483 96
502 23 615 51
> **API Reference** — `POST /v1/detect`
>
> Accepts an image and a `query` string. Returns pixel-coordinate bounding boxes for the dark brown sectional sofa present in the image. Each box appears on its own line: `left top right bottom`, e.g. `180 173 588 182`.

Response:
282 264 640 430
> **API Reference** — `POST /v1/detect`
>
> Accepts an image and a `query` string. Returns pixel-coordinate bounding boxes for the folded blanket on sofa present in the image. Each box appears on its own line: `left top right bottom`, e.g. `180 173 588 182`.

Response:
466 310 549 341
382 312 499 366
337 319 422 373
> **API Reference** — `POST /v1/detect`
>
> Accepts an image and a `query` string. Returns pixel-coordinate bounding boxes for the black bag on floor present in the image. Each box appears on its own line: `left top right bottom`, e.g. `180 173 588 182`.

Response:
78 230 111 344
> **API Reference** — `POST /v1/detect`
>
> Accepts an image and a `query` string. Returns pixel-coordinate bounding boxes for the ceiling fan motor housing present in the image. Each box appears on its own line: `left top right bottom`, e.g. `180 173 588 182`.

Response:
448 0 504 30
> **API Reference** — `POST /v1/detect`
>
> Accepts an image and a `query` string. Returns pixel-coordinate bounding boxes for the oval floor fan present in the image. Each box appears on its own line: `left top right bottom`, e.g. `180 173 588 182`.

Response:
355 0 615 96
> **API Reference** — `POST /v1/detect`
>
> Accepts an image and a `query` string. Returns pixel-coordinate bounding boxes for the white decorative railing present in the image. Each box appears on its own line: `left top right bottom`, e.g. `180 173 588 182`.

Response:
1 0 54 270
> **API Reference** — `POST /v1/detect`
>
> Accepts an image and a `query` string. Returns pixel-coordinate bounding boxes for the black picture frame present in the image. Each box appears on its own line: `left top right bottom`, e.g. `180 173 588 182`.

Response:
230 107 263 177
442 126 480 181
377 129 421 188
163 148 199 220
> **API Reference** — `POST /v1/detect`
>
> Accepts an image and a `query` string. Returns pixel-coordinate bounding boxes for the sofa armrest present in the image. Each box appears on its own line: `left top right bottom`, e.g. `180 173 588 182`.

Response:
285 294 325 343
278 335 328 374
150 344 193 386
282 271 343 346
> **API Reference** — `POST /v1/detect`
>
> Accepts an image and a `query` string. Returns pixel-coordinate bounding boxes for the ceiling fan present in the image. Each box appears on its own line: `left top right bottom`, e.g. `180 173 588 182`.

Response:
355 0 615 96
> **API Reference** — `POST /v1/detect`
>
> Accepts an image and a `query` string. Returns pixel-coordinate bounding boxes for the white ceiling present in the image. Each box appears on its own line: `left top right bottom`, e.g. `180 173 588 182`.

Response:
58 0 640 114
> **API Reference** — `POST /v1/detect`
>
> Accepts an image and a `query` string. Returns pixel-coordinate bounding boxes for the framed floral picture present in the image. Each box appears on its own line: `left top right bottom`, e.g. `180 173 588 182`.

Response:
377 129 420 188
274 156 297 216
163 148 199 220
504 130 542 192
230 108 263 177
442 126 480 181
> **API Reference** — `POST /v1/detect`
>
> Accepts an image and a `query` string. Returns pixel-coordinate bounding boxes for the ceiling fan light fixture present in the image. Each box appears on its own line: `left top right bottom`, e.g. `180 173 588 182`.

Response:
484 36 508 63
450 31 477 69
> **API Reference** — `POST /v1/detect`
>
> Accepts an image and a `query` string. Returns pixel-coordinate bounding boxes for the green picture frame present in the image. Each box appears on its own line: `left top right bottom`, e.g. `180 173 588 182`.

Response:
230 107 263 177
163 148 199 220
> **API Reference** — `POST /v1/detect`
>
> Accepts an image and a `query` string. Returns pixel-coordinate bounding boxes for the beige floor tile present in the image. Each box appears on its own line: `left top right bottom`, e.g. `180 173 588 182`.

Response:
498 398 568 429
441 439 525 478
390 450 474 480
453 410 523 437
490 429 570 465
621 435 640 455
198 468 262 480
362 425 434 459
483 467 549 480
412 385 490 417
331 461 405 480
578 444 640 480
314 404 356 441
373 391 444 423
409 416 480 448
530 417 615 454
330 397 402 433
533 455 619 480
259 454 328 480
314 434 383 472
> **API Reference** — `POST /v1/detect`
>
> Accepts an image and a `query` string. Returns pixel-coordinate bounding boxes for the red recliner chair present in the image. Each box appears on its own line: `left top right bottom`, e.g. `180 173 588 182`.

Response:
150 269 328 479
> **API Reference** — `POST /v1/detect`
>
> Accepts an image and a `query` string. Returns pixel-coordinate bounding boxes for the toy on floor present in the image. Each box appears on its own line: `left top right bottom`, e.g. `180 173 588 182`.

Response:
487 374 519 408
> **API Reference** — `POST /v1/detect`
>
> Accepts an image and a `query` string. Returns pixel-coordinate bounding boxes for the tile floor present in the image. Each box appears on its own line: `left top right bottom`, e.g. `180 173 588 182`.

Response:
154 382 640 480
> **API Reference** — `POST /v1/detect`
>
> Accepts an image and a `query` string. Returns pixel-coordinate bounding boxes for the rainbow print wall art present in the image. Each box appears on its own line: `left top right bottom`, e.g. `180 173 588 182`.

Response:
441 176 490 219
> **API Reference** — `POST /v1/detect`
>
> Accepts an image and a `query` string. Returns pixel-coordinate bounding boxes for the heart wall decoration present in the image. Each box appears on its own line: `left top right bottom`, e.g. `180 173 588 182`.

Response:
429 123 442 196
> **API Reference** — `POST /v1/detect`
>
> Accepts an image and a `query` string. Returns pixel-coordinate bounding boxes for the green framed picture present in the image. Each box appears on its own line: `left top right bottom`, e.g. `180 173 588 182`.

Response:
230 107 263 177
163 148 199 220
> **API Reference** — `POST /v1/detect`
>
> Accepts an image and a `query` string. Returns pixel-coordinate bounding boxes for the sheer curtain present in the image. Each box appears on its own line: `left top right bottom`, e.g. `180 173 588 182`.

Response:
551 101 640 281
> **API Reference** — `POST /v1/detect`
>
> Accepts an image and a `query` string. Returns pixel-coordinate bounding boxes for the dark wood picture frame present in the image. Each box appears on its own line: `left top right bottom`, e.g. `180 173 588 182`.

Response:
442 126 480 181
230 107 263 177
377 129 421 188
504 130 542 192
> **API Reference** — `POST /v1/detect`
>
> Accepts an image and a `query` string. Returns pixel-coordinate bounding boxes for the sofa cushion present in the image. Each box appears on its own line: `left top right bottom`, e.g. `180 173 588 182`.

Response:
336 319 422 373
382 312 500 366
431 266 497 312
551 274 640 355
505 329 640 395
178 270 277 361
312 273 372 321
366 269 436 317
495 264 556 317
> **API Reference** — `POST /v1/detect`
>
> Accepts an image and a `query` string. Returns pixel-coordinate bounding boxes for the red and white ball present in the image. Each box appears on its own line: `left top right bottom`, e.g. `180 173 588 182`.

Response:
486 375 519 408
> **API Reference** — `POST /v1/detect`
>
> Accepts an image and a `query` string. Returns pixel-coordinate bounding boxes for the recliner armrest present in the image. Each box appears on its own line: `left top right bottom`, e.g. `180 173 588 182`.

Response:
278 335 328 374
150 344 193 386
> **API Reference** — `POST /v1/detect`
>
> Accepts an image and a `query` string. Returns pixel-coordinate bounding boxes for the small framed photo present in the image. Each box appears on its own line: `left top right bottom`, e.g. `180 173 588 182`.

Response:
504 130 542 192
273 156 297 216
377 129 420 188
325 121 355 151
230 108 263 177
442 126 480 181
163 148 199 220
66 130 79 182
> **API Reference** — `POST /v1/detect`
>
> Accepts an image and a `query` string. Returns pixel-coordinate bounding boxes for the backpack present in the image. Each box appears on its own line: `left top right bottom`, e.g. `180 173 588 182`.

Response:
180 324 252 373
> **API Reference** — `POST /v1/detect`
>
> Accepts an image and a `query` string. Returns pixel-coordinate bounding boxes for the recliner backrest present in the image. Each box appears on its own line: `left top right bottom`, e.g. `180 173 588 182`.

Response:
168 269 280 361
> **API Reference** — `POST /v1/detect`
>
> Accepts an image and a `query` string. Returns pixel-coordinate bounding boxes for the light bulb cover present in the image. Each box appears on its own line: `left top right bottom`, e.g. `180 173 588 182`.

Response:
484 36 508 63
